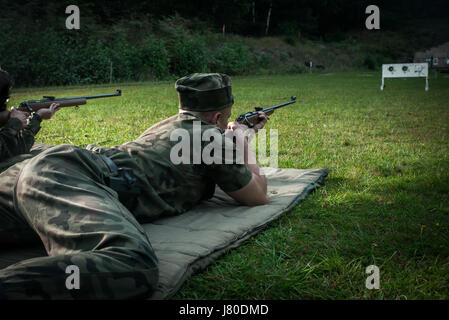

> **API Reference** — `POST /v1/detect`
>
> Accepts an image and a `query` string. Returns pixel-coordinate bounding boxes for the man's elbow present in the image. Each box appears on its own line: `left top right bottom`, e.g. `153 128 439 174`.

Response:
257 194 270 206
243 193 269 206
227 175 269 206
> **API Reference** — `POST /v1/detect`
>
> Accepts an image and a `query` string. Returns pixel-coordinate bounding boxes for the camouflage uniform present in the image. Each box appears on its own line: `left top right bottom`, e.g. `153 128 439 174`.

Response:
0 73 252 299
0 114 41 162
0 144 159 299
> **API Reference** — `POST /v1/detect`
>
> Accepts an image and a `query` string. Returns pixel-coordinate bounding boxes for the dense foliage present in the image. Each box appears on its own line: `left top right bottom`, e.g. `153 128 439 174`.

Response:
0 0 448 86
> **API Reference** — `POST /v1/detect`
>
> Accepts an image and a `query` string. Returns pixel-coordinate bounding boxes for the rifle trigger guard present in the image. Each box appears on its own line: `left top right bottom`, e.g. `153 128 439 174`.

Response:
243 116 254 128
24 102 33 113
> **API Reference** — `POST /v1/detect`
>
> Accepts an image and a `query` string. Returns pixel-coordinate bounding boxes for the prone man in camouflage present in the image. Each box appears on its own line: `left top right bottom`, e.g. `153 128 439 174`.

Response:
0 73 268 299
0 69 60 162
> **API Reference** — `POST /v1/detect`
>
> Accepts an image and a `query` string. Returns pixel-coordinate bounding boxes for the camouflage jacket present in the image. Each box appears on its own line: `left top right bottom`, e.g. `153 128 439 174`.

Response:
0 115 41 162
88 113 253 223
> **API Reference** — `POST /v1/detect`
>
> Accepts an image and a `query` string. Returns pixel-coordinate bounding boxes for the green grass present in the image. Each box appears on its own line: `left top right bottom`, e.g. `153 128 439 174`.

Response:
10 72 449 299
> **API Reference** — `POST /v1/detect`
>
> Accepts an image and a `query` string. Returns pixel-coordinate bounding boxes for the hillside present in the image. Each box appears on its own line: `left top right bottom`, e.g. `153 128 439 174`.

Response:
1 10 448 87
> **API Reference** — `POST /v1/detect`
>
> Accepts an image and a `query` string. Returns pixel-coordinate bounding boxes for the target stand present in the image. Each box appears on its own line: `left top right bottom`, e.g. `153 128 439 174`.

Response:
381 63 429 91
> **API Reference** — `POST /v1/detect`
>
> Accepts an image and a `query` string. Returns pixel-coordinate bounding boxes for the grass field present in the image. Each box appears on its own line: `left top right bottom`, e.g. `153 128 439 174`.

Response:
11 72 449 299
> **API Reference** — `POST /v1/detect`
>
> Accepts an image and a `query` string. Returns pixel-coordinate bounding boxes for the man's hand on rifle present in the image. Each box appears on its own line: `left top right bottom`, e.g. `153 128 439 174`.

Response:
8 102 60 127
10 107 29 127
252 112 268 132
36 103 61 120
228 111 269 134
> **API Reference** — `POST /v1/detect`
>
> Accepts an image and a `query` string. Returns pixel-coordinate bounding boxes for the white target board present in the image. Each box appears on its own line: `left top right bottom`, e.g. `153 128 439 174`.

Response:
381 63 429 91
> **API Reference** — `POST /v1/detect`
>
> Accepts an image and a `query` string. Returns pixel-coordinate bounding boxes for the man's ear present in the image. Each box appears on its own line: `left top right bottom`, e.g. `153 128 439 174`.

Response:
210 111 221 125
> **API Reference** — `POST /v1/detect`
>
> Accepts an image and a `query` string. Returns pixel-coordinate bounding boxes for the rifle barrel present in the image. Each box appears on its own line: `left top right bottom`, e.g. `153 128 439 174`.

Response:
77 89 122 100
262 99 296 112
48 89 122 101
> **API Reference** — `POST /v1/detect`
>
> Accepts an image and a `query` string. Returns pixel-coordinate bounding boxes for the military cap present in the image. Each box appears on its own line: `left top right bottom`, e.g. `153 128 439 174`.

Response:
175 73 234 111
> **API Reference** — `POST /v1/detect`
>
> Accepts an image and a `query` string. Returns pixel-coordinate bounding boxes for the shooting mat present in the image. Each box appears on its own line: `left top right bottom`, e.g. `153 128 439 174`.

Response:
0 167 327 299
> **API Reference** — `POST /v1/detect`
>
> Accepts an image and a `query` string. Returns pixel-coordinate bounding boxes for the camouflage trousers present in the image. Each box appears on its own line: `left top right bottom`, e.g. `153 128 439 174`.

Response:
0 145 158 299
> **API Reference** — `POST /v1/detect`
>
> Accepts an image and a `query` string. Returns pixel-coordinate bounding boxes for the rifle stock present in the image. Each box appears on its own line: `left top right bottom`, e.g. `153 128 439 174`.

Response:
21 98 87 111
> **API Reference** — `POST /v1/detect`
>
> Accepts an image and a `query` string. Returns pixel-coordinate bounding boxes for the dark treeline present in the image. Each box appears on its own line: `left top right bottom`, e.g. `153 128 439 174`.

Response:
2 0 448 37
0 0 448 86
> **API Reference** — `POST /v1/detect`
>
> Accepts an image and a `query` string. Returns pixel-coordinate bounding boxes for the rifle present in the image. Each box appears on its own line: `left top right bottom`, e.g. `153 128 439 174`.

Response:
0 89 122 127
236 96 296 128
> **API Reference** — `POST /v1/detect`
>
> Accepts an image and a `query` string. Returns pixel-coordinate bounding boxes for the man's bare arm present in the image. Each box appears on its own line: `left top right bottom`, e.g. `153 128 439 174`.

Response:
226 113 269 206
227 174 268 206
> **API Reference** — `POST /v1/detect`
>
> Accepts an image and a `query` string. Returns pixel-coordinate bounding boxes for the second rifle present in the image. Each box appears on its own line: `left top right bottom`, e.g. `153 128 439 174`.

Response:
0 89 122 127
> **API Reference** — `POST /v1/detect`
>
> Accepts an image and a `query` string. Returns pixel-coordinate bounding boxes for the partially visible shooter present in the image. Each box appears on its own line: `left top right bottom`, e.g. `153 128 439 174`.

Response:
0 69 60 161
